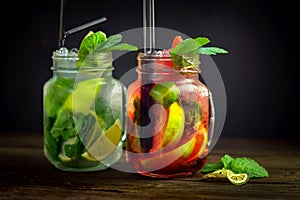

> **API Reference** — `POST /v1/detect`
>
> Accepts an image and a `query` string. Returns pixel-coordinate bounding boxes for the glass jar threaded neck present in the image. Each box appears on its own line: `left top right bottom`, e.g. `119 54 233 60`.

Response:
137 52 200 75
51 48 114 79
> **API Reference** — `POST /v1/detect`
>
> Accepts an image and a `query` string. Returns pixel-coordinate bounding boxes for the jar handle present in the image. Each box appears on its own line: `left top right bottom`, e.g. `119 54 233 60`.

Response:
208 91 215 147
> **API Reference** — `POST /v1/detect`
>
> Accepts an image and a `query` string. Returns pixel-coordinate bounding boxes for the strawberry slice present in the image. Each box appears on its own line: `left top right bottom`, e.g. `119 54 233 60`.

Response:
156 35 184 69
171 35 183 49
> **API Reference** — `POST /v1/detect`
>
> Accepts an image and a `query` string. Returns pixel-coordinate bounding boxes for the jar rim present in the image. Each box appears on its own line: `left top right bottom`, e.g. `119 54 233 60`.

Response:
51 66 114 72
137 67 200 74
137 51 199 58
137 51 200 74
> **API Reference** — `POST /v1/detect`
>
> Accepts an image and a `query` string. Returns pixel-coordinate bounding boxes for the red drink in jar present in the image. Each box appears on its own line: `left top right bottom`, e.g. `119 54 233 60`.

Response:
126 37 214 178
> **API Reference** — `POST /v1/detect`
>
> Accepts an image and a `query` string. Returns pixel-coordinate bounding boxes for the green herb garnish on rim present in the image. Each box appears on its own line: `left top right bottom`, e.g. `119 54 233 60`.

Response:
78 31 138 67
169 36 228 69
170 36 228 56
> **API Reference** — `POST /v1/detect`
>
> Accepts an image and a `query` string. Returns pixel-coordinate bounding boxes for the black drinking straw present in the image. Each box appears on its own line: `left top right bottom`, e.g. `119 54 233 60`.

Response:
58 0 107 48
63 17 107 43
58 0 66 47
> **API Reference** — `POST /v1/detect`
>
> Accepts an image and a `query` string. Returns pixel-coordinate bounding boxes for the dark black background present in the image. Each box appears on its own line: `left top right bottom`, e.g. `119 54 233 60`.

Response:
1 0 298 138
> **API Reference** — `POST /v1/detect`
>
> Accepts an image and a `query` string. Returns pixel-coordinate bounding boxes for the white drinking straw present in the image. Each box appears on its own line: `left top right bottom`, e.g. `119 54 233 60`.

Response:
143 0 156 54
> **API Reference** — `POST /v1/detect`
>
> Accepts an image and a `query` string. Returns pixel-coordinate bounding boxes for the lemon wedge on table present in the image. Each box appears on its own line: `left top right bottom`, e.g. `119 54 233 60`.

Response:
200 168 249 186
81 119 122 162
226 169 249 186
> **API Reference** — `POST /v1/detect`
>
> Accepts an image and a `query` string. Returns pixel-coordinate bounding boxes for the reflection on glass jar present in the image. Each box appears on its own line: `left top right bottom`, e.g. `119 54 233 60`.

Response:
126 52 214 178
43 48 125 172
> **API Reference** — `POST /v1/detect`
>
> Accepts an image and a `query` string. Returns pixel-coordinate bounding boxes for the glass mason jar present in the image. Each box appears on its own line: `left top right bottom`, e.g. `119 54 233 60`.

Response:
126 52 214 178
43 47 125 172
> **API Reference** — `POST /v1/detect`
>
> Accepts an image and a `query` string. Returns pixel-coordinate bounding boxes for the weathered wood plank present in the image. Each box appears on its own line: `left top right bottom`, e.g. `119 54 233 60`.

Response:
0 133 299 199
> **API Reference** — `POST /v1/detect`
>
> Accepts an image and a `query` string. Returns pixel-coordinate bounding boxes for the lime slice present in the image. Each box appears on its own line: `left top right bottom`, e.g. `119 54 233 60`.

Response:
81 119 122 161
58 153 72 162
200 168 227 180
63 78 102 114
226 169 249 185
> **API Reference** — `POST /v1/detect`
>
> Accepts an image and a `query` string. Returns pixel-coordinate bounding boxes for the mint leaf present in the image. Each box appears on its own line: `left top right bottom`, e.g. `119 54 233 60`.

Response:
170 37 227 56
200 154 269 179
170 38 202 56
169 36 228 70
95 96 121 131
44 129 58 156
76 112 101 148
194 47 228 55
93 34 138 52
150 82 180 108
221 154 268 178
78 31 138 67
93 34 123 52
229 157 269 178
221 154 234 169
194 37 210 46
78 31 107 66
50 108 74 139
63 136 83 158
182 100 202 129
104 43 138 51
200 161 223 173
44 77 75 118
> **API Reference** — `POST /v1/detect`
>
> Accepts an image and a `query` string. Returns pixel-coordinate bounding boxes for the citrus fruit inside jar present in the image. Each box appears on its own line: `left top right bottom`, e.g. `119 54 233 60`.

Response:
125 36 216 178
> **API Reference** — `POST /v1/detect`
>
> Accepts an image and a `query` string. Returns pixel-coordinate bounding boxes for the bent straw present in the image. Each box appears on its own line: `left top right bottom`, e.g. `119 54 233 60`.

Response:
64 17 107 37
57 0 107 47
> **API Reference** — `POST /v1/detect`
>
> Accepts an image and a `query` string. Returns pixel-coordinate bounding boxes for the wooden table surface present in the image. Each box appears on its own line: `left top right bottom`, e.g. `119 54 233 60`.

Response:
0 132 299 200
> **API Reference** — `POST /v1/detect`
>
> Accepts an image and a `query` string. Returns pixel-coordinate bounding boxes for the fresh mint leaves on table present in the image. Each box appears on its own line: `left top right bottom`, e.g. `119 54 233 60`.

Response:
201 154 269 178
199 154 269 185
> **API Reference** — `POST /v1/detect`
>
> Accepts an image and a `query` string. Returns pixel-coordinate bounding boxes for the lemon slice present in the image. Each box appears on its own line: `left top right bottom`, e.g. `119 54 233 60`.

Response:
200 168 249 185
226 169 249 185
200 168 227 180
151 101 185 151
81 119 122 161
162 101 185 147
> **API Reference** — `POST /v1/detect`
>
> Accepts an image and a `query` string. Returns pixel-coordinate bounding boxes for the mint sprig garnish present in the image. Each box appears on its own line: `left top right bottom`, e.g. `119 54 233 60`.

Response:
193 47 229 55
200 154 269 178
170 36 228 56
169 36 228 69
78 31 107 67
94 34 138 52
78 31 138 67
